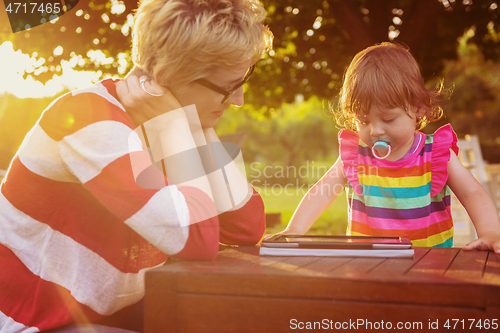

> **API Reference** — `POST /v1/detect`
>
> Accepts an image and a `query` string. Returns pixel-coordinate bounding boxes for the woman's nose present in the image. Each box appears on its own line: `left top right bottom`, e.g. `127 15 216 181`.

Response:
227 87 244 107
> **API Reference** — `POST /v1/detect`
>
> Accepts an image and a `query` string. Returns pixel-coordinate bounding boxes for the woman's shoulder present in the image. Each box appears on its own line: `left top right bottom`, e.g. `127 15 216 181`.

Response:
39 80 135 141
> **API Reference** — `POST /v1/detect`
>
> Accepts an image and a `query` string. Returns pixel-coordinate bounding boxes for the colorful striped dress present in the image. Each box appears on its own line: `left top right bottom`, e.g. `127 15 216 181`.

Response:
339 124 459 247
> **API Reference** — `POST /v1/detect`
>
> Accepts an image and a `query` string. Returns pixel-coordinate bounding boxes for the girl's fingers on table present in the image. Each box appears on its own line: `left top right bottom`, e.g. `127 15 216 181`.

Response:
463 238 500 252
463 239 486 251
493 241 500 254
262 234 276 241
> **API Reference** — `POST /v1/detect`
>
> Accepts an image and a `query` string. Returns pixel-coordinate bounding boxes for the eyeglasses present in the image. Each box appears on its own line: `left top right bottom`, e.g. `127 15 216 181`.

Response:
194 65 255 104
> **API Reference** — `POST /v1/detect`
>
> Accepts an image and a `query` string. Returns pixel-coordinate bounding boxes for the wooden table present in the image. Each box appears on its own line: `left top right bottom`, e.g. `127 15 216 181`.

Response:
145 247 500 332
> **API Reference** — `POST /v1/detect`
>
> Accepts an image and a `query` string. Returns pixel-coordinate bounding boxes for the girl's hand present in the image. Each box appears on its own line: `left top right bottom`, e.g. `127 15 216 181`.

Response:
116 73 183 126
261 231 287 243
262 228 302 242
447 151 500 254
463 233 500 254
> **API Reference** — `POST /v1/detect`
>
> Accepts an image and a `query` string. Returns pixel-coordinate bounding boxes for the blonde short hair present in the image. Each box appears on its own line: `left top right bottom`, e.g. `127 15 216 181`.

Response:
132 0 273 88
336 42 443 131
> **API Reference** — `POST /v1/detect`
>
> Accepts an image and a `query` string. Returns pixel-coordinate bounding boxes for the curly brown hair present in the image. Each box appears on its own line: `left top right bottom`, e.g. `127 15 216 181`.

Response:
333 42 443 131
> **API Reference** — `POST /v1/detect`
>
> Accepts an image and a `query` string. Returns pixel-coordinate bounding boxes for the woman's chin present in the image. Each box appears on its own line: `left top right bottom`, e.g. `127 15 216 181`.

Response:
200 118 220 129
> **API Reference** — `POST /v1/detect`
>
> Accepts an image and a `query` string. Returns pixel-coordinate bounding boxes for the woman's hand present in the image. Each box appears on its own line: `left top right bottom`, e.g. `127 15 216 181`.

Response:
116 71 183 127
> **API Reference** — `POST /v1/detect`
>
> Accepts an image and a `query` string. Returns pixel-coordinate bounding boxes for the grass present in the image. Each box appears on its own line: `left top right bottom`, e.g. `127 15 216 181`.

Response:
256 186 348 235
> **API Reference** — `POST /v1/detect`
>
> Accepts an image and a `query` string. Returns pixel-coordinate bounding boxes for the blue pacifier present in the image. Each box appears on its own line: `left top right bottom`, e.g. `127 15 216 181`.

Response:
372 140 391 160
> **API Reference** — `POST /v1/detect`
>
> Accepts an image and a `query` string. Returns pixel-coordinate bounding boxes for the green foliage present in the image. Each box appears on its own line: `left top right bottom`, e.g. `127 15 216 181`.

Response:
258 186 348 235
432 29 500 162
3 0 500 108
241 0 500 107
216 96 339 185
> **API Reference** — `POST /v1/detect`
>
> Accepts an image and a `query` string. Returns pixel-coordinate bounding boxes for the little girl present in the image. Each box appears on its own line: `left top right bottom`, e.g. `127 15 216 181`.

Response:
282 42 500 252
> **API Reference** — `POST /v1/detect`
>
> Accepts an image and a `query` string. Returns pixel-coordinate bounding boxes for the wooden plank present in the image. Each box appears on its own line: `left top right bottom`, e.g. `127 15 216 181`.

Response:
399 248 487 308
174 294 489 333
483 251 500 284
444 249 488 283
156 268 484 308
280 256 322 268
144 270 177 333
144 246 498 328
328 257 387 278
157 247 272 275
485 306 500 323
224 246 260 256
484 252 500 307
406 247 460 278
232 254 295 274
367 248 429 280
277 256 382 276
220 250 344 277
295 257 354 274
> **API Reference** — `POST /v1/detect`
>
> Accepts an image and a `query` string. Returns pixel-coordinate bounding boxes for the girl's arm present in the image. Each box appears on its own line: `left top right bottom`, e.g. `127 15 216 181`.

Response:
447 151 500 253
282 157 347 235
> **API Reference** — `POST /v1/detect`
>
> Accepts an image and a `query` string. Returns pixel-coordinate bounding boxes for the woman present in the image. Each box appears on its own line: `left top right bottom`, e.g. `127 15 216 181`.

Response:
0 0 273 332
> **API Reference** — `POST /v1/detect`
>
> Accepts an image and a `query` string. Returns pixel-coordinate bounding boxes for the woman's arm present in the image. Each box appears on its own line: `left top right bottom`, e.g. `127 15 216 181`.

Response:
447 151 500 253
116 75 262 255
203 128 253 209
115 75 222 258
117 75 218 215
283 157 347 235
203 128 265 245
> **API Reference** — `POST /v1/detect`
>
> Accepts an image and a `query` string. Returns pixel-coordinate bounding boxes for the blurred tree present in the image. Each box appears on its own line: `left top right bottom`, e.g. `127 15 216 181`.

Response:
1 0 499 109
216 96 338 184
250 0 500 111
432 28 500 162
0 0 136 80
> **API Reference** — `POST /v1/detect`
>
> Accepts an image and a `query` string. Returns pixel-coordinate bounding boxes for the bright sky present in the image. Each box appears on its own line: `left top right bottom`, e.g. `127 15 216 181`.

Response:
0 41 107 99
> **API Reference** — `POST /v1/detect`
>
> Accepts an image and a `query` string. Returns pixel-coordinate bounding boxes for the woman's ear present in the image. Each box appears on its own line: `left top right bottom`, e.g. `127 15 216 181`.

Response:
154 68 168 87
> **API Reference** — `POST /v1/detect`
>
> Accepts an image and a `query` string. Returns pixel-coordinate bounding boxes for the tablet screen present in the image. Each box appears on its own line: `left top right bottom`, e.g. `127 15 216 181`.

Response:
282 236 403 244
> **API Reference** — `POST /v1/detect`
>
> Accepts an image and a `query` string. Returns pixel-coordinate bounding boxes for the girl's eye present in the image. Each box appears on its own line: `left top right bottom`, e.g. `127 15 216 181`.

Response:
383 118 395 123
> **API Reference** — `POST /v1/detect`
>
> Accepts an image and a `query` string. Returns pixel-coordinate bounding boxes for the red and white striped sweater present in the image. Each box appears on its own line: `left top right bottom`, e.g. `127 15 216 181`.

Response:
0 79 265 332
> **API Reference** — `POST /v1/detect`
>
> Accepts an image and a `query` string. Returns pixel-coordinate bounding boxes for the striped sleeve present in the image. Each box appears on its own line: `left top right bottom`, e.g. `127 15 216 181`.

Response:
218 188 265 246
39 90 197 256
0 80 264 331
